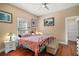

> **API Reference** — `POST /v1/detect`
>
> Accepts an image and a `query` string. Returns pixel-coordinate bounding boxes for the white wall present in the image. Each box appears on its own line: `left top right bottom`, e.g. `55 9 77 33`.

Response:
38 6 79 43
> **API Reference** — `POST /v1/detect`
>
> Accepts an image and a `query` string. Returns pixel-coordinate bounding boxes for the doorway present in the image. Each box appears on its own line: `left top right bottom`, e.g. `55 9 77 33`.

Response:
65 16 79 44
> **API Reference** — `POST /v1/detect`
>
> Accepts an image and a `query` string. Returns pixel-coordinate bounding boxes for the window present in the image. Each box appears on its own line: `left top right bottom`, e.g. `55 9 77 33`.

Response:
17 17 28 35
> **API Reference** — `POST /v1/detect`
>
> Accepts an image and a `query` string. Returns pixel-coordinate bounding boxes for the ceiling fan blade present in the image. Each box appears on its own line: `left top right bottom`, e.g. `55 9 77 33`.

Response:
35 6 42 11
42 3 48 5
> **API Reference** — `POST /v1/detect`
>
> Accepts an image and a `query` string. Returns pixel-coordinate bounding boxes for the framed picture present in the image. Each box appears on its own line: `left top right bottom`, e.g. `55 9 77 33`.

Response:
31 18 36 27
0 10 12 23
44 17 54 26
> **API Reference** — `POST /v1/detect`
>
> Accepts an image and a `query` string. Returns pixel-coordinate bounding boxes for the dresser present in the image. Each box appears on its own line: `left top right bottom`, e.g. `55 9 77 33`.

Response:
77 37 79 55
4 41 16 53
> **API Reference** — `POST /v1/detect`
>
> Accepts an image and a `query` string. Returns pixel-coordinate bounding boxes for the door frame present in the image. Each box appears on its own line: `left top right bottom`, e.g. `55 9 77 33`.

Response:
65 16 79 45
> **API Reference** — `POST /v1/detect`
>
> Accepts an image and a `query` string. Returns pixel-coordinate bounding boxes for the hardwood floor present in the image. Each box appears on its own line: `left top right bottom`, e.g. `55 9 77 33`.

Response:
0 47 52 56
0 41 77 56
56 41 77 56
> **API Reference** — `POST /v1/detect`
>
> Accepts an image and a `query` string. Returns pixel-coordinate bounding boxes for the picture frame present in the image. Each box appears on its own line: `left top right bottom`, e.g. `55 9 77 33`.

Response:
31 18 36 27
0 10 12 23
44 17 54 26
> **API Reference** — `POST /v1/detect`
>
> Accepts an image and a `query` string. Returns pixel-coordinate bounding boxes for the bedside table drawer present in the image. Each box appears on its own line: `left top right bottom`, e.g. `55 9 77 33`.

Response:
5 43 15 48
4 41 16 53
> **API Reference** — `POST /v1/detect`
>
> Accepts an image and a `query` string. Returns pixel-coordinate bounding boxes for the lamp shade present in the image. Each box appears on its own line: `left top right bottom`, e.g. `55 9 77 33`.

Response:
8 32 13 36
4 33 10 41
8 32 13 41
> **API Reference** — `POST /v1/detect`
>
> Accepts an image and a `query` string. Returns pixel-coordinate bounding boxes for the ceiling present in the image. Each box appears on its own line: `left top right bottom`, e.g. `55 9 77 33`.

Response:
11 3 79 16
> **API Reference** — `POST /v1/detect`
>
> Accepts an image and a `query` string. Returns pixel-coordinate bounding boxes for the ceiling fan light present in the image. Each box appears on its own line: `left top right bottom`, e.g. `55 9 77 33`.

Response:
42 5 45 8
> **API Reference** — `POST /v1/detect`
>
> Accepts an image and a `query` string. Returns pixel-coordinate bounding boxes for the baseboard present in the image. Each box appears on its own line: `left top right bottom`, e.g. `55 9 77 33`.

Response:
0 48 4 53
59 41 68 45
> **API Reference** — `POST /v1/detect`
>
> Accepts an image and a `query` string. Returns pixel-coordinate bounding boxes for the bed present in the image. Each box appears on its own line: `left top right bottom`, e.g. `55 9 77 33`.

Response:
18 35 55 56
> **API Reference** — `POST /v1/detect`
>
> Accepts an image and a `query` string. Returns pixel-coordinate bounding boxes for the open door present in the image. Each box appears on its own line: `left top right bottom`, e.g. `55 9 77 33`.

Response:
65 16 79 44
67 19 77 41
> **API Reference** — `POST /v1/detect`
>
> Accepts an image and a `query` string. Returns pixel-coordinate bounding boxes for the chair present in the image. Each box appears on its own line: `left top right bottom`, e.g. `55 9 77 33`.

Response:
46 39 59 55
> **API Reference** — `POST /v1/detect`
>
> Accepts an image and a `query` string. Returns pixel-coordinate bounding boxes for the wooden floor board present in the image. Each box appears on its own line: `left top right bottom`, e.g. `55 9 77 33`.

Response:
0 41 77 56
56 41 77 56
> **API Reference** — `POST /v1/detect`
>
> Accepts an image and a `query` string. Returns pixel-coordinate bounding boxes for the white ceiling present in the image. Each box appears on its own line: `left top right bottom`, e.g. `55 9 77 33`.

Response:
11 3 79 16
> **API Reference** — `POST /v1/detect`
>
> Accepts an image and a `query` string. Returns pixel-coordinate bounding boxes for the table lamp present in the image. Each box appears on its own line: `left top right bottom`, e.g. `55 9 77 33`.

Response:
8 32 13 41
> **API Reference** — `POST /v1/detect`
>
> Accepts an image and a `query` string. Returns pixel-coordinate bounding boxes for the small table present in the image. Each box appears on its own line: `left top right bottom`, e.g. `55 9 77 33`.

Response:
4 41 16 53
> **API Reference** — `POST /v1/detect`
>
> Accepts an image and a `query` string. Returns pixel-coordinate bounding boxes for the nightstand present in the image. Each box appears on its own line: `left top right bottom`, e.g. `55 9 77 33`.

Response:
4 41 16 53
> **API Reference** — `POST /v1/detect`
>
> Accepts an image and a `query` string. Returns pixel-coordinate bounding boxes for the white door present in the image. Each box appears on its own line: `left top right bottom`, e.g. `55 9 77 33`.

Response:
67 19 77 41
76 18 79 36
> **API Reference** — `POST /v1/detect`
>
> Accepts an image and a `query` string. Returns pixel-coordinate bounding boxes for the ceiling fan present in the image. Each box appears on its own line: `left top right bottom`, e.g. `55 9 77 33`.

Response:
41 3 49 10
33 3 49 10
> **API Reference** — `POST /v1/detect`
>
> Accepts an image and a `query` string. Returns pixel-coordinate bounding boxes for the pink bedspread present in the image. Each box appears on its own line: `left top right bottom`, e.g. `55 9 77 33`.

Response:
18 35 55 55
